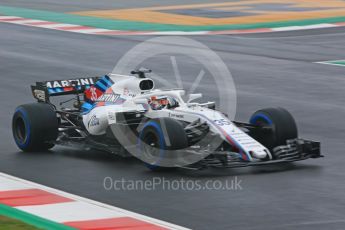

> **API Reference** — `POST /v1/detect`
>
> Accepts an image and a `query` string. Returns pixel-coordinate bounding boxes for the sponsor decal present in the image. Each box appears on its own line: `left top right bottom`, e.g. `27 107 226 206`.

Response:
90 87 98 101
213 118 231 126
169 112 184 119
33 89 46 101
88 115 100 128
108 112 116 124
45 78 96 88
84 86 103 102
96 93 120 102
123 87 136 97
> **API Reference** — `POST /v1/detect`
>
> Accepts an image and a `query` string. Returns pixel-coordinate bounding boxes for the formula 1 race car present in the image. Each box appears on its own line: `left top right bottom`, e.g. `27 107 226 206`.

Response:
12 69 322 170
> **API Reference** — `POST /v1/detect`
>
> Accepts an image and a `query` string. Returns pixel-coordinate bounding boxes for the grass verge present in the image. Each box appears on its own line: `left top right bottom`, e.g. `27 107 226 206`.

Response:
0 215 40 230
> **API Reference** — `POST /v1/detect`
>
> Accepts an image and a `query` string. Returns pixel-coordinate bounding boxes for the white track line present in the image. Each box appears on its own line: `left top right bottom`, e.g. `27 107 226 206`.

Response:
315 61 345 67
149 31 208 35
0 16 22 20
72 28 112 33
38 23 81 28
272 23 338 31
9 19 46 24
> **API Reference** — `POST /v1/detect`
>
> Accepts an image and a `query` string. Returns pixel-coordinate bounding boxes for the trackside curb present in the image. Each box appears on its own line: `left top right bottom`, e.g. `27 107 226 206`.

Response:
0 15 345 36
0 173 190 230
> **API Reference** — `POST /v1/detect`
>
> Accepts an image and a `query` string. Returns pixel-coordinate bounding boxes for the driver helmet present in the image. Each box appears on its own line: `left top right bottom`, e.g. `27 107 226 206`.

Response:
149 96 168 110
167 96 179 109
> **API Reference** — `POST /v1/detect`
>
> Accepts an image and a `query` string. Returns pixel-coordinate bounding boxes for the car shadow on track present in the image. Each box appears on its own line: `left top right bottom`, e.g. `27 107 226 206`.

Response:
175 163 322 178
14 147 322 178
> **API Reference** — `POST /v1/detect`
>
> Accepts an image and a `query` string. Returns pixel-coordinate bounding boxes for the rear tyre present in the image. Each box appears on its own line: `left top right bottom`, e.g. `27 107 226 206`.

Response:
249 107 298 151
12 103 59 152
138 118 188 171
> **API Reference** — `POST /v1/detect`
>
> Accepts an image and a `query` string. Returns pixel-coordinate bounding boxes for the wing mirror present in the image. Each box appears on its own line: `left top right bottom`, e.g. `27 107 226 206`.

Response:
187 93 202 103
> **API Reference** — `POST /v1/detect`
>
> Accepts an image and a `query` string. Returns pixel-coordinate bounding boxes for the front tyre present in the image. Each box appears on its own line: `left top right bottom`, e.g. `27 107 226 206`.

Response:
249 107 298 151
12 103 58 152
138 118 188 171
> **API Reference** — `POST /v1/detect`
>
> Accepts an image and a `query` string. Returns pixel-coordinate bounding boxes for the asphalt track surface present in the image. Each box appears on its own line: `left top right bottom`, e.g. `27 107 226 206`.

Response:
1 21 345 230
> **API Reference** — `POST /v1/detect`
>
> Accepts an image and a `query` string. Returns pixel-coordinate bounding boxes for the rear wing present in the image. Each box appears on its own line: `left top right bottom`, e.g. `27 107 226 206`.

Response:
31 77 99 102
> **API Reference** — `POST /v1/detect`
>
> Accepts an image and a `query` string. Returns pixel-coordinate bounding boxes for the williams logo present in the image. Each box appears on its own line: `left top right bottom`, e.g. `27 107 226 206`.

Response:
88 115 100 128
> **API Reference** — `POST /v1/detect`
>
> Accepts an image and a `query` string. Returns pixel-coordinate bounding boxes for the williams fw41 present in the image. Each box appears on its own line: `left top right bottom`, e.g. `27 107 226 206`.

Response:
12 69 322 170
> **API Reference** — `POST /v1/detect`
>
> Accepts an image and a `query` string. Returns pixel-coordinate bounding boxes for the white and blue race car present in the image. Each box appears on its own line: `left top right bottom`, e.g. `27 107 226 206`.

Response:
12 69 322 170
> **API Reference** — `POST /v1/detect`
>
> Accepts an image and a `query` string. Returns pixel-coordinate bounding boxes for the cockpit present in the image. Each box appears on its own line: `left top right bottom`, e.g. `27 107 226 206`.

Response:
148 96 179 110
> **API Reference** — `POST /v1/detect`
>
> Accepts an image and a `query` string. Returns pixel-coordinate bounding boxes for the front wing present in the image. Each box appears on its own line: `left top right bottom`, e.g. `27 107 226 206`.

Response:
184 139 322 170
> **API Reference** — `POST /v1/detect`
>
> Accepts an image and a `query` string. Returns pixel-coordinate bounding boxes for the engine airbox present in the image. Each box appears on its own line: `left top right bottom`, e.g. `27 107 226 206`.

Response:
110 74 155 95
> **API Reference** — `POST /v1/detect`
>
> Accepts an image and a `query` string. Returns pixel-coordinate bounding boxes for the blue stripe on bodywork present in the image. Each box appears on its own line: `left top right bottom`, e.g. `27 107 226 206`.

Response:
55 88 63 93
100 76 113 88
81 102 93 114
48 88 55 94
95 81 107 91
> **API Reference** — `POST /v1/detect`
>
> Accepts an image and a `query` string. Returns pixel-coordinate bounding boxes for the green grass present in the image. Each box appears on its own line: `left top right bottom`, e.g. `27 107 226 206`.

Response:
0 216 40 230
327 60 345 65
